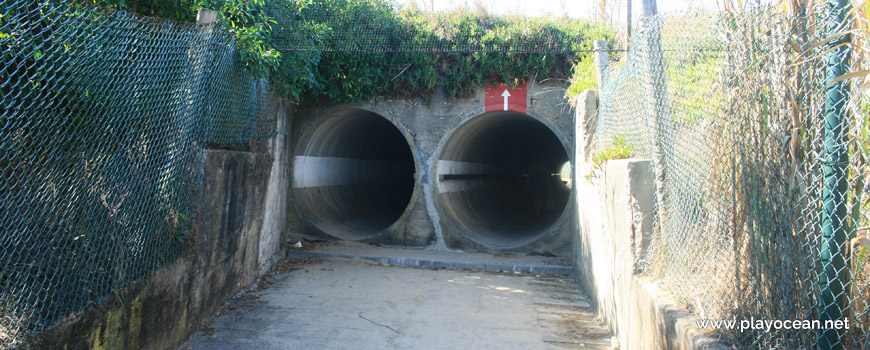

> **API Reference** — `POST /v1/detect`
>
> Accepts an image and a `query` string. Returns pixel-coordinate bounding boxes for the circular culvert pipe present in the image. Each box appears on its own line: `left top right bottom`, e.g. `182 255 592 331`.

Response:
436 111 570 248
293 109 415 240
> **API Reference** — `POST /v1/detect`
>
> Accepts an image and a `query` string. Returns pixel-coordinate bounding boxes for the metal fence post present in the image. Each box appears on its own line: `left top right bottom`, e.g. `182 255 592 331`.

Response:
593 40 609 89
641 0 669 235
625 0 632 57
817 0 851 348
194 9 218 142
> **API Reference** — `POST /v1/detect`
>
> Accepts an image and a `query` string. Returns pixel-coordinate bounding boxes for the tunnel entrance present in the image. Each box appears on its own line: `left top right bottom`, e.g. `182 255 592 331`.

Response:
293 109 415 240
437 111 570 248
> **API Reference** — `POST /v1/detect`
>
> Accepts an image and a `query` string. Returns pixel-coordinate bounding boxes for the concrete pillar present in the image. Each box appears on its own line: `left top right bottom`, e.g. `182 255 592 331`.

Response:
574 90 599 163
259 92 291 274
196 9 217 25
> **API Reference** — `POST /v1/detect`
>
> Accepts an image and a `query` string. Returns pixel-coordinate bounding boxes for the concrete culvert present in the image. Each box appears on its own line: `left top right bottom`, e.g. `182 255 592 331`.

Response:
293 109 415 240
437 111 570 248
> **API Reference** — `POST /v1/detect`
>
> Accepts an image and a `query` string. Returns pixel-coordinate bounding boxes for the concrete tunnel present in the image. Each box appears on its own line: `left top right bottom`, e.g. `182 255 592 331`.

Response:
436 111 570 248
293 108 570 248
292 109 416 240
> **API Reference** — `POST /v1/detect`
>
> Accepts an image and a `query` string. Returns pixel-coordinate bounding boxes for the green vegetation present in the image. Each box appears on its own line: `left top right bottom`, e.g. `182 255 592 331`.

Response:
591 135 633 173
83 0 615 104
662 14 723 124
78 0 296 78
564 55 598 100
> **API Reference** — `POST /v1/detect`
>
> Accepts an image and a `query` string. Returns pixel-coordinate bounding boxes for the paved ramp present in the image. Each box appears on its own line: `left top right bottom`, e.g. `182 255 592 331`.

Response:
181 254 612 350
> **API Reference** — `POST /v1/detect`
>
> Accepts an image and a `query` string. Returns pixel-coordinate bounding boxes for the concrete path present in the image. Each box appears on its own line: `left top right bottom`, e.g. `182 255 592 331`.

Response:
181 254 612 350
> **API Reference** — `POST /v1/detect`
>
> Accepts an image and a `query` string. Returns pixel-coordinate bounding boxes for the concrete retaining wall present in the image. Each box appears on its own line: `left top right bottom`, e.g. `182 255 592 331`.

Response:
571 90 731 349
21 93 291 350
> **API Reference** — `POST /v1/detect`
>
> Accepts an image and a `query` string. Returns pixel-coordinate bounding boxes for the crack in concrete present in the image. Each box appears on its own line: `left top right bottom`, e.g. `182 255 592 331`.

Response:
358 312 400 335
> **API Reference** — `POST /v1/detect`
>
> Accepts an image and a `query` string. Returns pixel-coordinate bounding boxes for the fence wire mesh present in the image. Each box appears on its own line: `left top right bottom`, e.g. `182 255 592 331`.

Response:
596 4 870 349
0 1 271 347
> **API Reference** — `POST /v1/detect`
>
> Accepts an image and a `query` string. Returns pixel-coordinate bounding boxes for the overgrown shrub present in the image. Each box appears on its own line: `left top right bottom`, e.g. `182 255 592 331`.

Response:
87 0 616 104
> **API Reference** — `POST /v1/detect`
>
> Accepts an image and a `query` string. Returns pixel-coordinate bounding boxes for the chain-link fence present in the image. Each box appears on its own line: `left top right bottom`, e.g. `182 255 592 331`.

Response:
596 3 870 349
0 1 271 347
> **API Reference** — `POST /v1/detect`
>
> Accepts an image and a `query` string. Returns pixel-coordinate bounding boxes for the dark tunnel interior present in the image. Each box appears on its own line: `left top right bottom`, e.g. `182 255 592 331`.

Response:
437 111 570 248
293 109 415 240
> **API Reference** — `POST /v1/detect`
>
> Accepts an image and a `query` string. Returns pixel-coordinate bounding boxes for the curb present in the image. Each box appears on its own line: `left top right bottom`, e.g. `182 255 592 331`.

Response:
286 250 573 276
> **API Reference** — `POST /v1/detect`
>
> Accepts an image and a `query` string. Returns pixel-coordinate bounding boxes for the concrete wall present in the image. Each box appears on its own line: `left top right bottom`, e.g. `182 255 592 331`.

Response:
259 95 292 274
21 93 291 350
571 90 730 350
287 80 576 255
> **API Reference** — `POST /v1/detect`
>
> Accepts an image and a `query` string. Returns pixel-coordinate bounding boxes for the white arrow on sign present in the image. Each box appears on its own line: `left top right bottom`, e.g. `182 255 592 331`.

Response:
501 89 511 111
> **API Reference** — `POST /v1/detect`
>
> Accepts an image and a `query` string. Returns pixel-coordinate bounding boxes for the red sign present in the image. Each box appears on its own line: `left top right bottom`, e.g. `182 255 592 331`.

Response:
485 83 527 113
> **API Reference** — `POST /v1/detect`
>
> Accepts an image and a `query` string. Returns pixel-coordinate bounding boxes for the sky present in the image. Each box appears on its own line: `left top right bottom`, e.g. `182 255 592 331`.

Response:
394 0 722 22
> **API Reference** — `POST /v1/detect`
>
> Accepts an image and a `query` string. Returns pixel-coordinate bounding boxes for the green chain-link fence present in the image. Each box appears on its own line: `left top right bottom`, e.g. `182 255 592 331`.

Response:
596 3 870 349
0 1 271 347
